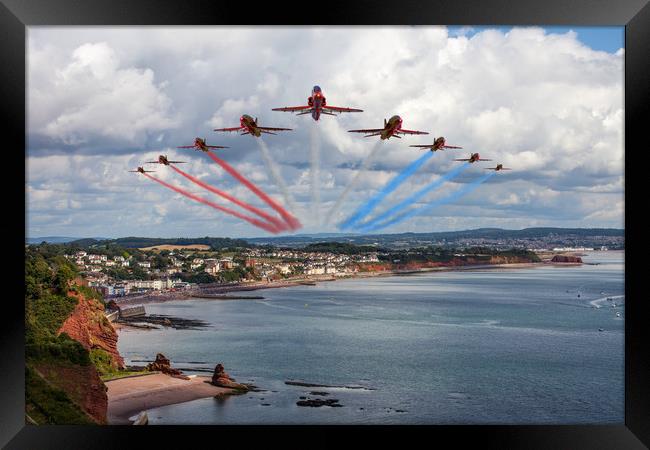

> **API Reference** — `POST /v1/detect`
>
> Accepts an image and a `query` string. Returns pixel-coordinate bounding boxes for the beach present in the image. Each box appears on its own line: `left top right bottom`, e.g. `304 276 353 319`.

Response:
106 373 234 424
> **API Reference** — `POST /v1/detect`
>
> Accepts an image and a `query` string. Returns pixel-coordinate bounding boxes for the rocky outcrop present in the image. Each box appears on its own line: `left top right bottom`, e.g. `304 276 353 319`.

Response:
296 398 343 407
59 291 124 369
210 364 249 390
146 353 189 379
551 255 583 263
106 300 120 311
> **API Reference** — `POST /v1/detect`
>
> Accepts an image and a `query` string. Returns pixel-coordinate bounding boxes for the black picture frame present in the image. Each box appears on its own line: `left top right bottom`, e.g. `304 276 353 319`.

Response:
4 0 648 447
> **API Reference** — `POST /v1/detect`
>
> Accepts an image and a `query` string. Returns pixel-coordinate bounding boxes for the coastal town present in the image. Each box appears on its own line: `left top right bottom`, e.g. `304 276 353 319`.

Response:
50 235 618 303
63 245 385 299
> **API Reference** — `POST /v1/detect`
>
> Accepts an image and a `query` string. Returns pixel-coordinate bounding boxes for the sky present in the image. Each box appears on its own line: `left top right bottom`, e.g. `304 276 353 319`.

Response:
26 26 624 239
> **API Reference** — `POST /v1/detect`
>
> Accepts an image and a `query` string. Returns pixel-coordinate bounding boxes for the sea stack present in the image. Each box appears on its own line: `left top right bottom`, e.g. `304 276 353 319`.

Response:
211 363 249 391
146 353 188 379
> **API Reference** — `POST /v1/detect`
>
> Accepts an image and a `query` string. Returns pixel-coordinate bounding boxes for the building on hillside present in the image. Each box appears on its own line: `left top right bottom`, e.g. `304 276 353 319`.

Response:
276 264 291 275
220 257 234 269
204 259 221 275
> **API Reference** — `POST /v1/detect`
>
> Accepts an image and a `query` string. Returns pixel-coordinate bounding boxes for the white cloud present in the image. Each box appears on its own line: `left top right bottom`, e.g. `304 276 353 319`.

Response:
26 26 624 237
29 42 178 146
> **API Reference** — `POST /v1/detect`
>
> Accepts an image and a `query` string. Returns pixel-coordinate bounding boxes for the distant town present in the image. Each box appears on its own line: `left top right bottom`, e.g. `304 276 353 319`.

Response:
25 227 623 301
61 246 379 297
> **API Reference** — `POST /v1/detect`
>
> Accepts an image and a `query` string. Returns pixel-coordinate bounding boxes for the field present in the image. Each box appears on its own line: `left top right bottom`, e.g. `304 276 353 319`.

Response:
138 244 211 252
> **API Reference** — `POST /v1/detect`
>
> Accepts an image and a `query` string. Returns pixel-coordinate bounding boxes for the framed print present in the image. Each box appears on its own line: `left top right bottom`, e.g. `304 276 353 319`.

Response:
3 0 649 448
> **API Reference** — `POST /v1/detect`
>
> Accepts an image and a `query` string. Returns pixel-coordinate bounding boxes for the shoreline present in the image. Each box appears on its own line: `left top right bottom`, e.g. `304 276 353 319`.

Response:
106 372 235 424
114 262 547 306
108 253 621 424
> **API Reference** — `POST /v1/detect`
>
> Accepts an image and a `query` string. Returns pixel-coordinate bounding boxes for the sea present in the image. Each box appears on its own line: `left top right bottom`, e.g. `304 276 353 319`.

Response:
116 251 625 424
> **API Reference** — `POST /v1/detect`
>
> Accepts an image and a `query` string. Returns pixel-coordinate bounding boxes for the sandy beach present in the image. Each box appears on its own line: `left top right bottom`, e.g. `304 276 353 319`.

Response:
106 373 234 424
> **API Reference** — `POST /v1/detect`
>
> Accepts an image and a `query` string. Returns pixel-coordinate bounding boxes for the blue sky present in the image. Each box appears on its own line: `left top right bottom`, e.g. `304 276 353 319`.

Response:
26 26 624 238
448 26 624 53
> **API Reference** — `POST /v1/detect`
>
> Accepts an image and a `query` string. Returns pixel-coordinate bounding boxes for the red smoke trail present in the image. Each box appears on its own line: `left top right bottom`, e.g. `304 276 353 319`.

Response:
206 151 301 230
143 173 281 234
169 164 287 232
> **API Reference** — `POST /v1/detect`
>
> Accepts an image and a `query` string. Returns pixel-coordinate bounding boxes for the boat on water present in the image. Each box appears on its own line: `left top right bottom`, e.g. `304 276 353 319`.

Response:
598 328 605 332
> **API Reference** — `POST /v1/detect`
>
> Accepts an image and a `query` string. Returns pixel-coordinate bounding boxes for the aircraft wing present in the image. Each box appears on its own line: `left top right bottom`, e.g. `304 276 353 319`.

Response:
206 145 229 149
479 159 493 161
168 160 186 164
409 145 435 148
272 106 311 112
396 129 429 135
144 161 159 164
214 126 243 132
258 126 293 131
323 106 363 113
348 128 384 133
176 146 195 148
454 159 471 162
443 145 463 149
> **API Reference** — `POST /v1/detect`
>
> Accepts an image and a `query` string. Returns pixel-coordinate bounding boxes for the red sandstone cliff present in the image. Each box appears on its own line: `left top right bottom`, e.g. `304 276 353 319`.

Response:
32 362 108 424
551 255 583 263
59 291 124 369
47 290 124 424
357 255 536 272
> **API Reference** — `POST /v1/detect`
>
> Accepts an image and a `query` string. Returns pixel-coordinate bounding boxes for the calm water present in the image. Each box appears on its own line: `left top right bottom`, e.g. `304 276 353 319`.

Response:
117 251 624 424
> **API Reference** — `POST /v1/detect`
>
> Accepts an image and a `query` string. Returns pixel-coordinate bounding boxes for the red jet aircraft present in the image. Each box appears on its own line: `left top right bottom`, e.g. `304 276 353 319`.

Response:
348 115 428 140
214 114 292 137
272 86 363 121
409 136 462 152
454 153 492 163
128 166 156 174
177 137 229 152
145 155 187 166
485 164 511 171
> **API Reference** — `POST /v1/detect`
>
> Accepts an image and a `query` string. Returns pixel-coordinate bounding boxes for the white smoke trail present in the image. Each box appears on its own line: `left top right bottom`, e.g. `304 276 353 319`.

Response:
325 140 383 224
310 123 321 224
256 138 296 211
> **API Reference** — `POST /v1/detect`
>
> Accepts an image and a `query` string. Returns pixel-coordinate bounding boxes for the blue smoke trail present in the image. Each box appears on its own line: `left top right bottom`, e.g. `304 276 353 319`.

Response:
355 162 470 232
338 151 434 230
366 171 496 232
